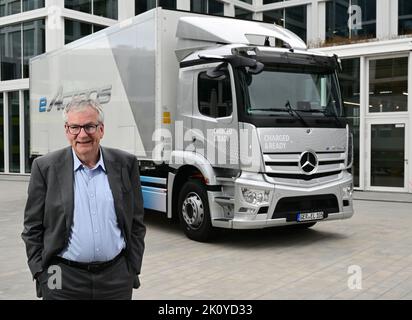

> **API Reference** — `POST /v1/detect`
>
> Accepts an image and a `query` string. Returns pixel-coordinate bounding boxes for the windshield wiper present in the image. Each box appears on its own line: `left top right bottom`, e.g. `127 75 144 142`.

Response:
284 100 309 127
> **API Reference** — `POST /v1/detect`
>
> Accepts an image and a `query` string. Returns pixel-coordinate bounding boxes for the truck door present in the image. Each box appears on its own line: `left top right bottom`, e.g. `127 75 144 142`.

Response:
190 63 239 170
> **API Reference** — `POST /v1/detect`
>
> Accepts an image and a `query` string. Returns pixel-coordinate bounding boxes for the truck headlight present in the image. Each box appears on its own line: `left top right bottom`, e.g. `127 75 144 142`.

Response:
342 184 353 198
241 188 270 205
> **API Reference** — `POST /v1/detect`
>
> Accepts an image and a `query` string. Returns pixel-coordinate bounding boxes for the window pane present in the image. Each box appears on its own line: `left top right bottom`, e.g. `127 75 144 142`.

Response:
0 0 21 17
0 93 4 172
65 19 92 44
235 7 253 20
135 0 155 15
8 91 20 173
65 0 91 13
339 58 360 187
159 0 175 10
208 0 223 16
262 9 283 25
198 72 232 118
399 0 412 35
24 90 30 173
23 19 45 78
22 0 44 11
240 0 252 4
263 7 306 43
191 0 206 13
93 24 107 33
326 0 376 45
263 0 283 4
93 0 117 19
285 5 306 43
369 57 408 113
191 0 223 15
0 24 22 80
371 124 405 188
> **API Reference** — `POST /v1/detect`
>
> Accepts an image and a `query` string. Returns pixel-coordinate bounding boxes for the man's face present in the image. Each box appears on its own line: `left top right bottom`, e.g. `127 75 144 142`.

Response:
65 107 104 159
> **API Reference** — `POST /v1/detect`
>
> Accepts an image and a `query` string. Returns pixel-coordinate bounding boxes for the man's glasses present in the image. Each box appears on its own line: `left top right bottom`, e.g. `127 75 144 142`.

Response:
66 123 100 135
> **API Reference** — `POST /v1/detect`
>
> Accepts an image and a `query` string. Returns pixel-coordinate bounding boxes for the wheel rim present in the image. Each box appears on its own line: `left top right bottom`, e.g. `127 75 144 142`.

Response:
182 192 204 230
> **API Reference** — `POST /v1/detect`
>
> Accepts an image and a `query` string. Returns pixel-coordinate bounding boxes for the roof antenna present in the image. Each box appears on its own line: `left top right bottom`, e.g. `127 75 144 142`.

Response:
264 36 270 47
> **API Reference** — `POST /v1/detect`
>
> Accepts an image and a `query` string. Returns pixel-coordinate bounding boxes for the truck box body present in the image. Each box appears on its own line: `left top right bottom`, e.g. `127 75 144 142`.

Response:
30 9 198 160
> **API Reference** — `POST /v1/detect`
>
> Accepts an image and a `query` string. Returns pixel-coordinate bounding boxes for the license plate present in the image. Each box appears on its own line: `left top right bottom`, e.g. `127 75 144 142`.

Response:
297 211 324 222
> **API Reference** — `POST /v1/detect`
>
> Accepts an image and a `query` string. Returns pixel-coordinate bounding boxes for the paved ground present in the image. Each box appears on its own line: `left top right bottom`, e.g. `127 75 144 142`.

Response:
1 180 412 300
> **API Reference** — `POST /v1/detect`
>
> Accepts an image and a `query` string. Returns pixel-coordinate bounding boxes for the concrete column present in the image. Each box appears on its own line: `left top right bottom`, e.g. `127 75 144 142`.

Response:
376 0 391 40
254 0 263 21
224 2 235 17
317 0 326 47
118 0 135 20
45 0 64 52
177 0 191 11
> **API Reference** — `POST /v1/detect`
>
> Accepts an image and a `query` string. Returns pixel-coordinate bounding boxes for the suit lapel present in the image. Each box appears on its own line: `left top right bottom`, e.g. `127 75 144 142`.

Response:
102 148 127 234
55 147 74 231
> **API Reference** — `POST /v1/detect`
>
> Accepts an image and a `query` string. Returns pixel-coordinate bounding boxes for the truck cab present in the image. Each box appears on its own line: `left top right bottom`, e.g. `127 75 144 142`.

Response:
169 17 354 240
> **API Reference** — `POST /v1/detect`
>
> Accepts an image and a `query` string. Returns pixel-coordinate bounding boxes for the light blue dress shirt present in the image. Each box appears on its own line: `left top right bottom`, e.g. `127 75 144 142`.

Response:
59 149 126 263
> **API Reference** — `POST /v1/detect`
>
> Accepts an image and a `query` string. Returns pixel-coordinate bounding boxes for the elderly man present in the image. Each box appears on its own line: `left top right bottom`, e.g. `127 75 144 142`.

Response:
22 98 146 300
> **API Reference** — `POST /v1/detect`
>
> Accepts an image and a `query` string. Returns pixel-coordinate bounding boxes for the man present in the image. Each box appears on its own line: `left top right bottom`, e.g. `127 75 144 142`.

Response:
22 98 146 300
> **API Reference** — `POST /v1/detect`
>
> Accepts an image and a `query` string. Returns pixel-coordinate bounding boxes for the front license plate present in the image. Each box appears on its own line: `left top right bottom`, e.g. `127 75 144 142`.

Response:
297 211 324 222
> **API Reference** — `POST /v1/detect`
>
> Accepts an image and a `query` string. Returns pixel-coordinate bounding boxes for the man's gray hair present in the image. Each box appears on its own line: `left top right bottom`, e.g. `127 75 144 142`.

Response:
63 98 104 123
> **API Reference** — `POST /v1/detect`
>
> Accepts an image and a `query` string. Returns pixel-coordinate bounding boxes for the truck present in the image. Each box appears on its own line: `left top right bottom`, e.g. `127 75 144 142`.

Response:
30 8 354 242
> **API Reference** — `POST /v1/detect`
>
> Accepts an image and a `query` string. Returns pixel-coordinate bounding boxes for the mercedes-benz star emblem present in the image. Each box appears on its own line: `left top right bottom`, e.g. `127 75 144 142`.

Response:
299 151 318 174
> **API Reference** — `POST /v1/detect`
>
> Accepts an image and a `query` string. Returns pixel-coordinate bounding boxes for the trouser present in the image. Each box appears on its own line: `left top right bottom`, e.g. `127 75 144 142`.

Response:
37 255 134 300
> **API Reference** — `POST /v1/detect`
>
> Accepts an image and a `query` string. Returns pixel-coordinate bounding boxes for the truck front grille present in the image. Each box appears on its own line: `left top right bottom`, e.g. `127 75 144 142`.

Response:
263 151 345 179
272 194 339 221
266 170 342 181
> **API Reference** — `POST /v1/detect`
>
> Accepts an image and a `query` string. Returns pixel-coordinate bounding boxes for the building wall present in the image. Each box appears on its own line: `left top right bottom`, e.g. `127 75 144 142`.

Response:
1 0 411 193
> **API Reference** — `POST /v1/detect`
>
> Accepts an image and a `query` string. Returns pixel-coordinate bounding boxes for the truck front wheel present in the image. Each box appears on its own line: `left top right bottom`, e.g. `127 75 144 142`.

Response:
178 180 214 242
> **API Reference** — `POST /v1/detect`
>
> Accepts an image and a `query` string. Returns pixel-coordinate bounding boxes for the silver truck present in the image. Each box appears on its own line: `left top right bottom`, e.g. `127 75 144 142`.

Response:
30 8 354 241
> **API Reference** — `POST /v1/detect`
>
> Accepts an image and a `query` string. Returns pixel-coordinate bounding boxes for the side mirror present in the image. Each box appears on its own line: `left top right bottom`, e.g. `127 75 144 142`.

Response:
206 62 228 79
247 61 264 75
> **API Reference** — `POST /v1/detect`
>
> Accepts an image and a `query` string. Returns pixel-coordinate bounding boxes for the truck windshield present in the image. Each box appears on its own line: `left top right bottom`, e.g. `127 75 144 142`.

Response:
239 65 343 122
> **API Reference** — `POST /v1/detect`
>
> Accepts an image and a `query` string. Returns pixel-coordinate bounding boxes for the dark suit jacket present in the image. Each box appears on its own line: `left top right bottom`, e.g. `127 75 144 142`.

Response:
21 146 146 297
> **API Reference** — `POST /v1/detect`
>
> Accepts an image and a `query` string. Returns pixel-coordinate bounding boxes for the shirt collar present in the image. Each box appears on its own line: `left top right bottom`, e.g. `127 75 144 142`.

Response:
72 148 106 172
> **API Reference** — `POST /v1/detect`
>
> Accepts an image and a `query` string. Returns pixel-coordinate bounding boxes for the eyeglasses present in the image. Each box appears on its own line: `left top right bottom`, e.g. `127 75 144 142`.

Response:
66 123 100 135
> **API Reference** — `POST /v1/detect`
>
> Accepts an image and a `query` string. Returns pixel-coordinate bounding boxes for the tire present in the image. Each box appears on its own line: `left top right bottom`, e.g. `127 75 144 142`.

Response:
178 180 214 242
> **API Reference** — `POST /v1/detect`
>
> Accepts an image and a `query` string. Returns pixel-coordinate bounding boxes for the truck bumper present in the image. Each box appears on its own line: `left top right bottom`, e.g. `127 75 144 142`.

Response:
211 171 354 229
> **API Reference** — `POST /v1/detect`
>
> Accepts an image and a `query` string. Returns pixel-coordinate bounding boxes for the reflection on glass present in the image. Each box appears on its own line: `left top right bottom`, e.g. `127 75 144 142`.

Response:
0 93 4 172
399 0 412 35
23 19 45 78
235 7 253 20
65 19 92 44
93 24 107 33
263 6 307 43
24 90 30 173
191 0 223 15
23 0 44 11
0 0 21 17
326 0 376 45
371 124 405 188
369 57 408 113
65 0 91 13
8 91 20 173
339 58 360 187
198 71 232 118
135 0 175 15
0 23 22 80
93 0 117 19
